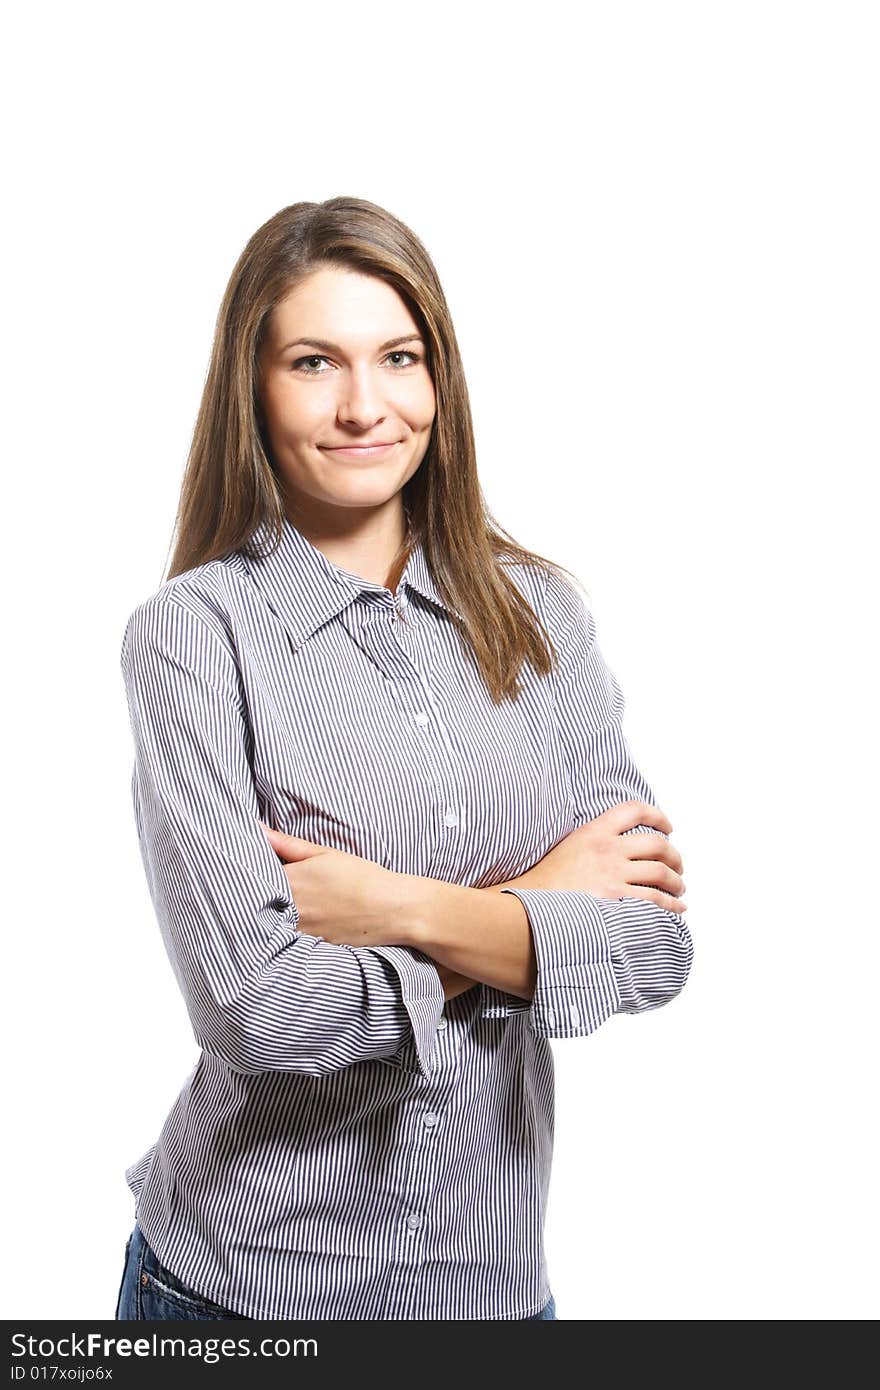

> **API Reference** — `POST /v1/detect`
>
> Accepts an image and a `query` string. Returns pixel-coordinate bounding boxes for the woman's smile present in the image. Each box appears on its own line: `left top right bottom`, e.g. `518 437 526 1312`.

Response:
321 441 401 460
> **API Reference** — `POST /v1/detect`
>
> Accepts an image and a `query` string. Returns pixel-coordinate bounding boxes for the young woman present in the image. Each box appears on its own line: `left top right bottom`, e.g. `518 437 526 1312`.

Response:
114 196 693 1322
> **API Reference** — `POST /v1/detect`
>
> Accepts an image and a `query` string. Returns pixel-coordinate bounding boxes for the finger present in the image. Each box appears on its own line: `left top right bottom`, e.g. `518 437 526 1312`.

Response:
603 801 673 835
620 886 688 914
623 834 684 874
626 864 686 897
258 825 325 860
259 821 294 841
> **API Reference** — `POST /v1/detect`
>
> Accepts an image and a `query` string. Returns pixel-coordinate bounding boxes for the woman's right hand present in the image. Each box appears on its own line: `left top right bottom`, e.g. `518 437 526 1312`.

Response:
500 801 688 914
431 801 687 998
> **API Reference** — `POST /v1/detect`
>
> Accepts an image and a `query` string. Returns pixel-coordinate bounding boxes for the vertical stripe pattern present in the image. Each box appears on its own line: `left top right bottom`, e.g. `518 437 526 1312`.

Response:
119 515 693 1319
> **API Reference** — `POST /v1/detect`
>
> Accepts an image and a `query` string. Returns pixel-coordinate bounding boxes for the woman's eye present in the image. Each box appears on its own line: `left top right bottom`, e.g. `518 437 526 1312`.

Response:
291 351 422 374
292 355 332 374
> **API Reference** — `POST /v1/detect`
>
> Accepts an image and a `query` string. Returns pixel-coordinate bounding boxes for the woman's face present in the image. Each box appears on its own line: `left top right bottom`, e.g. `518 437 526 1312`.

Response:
257 266 436 523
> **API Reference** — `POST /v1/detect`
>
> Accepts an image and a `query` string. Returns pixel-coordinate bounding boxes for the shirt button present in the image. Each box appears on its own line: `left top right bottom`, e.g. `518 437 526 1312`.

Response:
436 1016 447 1029
414 711 430 727
443 810 459 828
569 1004 580 1026
406 1212 422 1230
546 1007 557 1028
423 1112 439 1128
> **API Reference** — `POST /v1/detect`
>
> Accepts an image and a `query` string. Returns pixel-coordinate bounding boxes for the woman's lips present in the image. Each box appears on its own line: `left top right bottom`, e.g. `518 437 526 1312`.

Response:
321 442 400 459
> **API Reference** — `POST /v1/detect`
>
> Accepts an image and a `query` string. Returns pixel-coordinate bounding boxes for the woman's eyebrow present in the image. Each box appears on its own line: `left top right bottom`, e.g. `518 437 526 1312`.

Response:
279 333 424 355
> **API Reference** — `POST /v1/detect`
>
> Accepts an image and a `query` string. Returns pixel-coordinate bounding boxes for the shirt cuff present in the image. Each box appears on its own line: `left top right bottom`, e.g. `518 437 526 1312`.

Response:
589 894 695 1012
369 944 447 1078
496 887 622 1036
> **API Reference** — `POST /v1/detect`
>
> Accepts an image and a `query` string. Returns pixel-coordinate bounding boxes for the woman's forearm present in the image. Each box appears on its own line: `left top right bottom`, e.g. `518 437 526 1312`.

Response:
397 875 537 1000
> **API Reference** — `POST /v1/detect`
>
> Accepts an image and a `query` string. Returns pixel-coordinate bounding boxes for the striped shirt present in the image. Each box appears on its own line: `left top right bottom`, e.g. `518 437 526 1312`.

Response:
120 514 693 1320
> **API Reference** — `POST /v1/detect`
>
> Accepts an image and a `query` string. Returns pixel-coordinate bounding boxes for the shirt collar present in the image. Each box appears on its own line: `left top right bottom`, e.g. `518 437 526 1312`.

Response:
238 514 463 651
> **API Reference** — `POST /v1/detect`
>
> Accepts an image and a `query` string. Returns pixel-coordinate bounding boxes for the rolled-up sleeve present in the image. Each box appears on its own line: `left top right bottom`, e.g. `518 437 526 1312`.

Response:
121 592 444 1079
493 568 693 1037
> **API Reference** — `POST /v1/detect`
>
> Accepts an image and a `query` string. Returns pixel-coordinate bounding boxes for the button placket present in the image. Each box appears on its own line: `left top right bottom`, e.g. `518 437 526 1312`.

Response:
360 605 465 879
409 679 466 874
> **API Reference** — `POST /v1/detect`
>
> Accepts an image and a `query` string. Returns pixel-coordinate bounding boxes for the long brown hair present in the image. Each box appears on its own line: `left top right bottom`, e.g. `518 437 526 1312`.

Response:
165 196 580 702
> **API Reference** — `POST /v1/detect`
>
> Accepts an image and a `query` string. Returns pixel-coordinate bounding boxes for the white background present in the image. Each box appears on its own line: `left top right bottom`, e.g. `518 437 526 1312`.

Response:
3 0 877 1321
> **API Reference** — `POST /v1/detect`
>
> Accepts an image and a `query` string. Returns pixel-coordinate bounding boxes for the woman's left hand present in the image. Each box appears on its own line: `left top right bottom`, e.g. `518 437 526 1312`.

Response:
258 823 413 947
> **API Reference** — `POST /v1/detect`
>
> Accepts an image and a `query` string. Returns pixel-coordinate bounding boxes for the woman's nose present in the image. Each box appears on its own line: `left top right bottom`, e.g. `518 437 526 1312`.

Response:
337 370 388 423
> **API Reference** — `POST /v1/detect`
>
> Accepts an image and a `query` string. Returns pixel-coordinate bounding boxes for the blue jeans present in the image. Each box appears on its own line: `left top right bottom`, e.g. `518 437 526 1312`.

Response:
116 1222 556 1321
